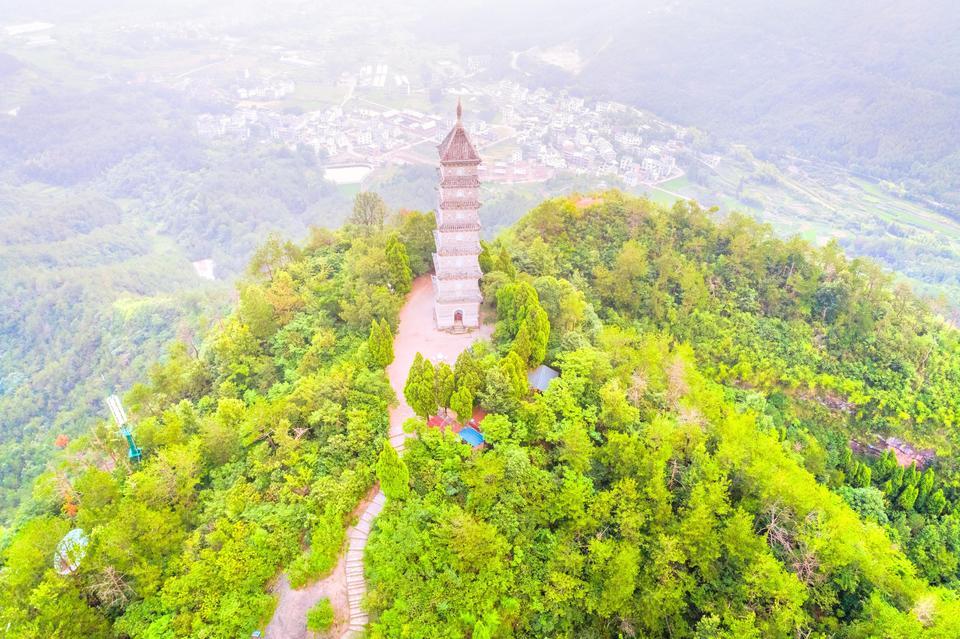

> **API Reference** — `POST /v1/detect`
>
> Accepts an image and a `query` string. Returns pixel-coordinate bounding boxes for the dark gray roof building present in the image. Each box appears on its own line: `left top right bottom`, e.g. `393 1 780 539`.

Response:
527 364 559 393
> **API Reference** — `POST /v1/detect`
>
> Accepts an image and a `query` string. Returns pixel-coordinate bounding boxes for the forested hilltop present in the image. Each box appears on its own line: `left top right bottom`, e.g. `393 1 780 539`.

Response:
4 192 960 638
370 193 960 637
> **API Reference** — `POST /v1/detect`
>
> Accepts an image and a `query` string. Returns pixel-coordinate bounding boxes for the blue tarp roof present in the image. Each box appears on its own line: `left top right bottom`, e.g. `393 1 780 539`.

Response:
527 365 559 392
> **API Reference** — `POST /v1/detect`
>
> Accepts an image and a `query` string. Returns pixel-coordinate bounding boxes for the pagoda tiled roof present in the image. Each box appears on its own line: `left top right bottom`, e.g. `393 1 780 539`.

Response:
438 100 481 164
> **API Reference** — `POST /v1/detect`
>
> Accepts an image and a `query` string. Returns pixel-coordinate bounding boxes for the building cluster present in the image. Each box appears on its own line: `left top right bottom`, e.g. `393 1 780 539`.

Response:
488 80 688 186
196 100 498 166
193 67 695 187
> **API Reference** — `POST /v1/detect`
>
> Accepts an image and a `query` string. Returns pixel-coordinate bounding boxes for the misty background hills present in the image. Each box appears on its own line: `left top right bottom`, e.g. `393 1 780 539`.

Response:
424 0 960 211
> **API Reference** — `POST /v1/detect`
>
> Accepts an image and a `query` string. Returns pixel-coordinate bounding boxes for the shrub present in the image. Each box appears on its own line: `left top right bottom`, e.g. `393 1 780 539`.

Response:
306 598 335 633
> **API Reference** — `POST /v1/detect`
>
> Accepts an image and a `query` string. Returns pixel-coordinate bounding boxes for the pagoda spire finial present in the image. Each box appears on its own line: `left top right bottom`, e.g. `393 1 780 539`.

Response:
456 97 462 122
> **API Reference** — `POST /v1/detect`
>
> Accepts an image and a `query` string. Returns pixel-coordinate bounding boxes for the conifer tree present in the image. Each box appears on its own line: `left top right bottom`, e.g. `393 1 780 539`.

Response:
385 236 413 295
434 362 455 411
454 349 483 395
905 463 920 489
380 318 395 364
375 440 409 499
888 466 905 496
404 353 424 408
497 245 516 277
874 449 898 480
855 463 872 488
404 353 437 418
511 321 533 365
367 318 394 368
450 386 474 423
925 489 947 516
897 484 919 511
501 352 528 398
526 304 550 365
916 468 935 510
478 241 495 273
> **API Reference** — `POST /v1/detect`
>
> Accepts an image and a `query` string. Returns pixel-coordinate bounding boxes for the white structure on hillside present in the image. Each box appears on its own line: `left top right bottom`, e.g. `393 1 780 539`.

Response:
432 100 483 331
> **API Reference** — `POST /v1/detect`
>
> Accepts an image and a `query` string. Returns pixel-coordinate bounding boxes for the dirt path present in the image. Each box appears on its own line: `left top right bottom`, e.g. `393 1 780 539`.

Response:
267 275 489 638
340 276 489 637
264 557 348 639
385 276 492 452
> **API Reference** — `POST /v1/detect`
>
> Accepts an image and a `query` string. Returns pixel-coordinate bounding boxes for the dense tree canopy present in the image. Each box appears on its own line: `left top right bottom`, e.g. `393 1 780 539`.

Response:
0 221 410 637
5 191 960 639
365 192 960 638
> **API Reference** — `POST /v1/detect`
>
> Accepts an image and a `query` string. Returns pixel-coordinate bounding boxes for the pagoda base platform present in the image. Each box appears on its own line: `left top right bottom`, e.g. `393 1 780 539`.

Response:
434 300 480 331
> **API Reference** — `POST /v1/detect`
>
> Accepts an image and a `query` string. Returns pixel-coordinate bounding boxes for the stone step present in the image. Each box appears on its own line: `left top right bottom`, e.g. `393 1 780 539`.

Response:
372 492 387 506
354 519 372 533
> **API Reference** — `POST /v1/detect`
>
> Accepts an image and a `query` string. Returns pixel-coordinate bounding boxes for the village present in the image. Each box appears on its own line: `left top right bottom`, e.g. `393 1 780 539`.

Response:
193 64 700 188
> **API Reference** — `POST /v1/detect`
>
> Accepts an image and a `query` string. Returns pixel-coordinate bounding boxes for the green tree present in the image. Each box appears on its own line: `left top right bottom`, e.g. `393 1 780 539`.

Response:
925 489 947 516
385 235 413 294
500 352 529 398
454 349 483 395
526 303 550 365
404 354 437 418
367 318 394 368
376 440 410 499
916 468 935 510
479 367 520 414
307 598 335 633
238 284 277 341
511 320 533 364
450 386 474 423
496 245 516 277
349 191 388 230
897 484 919 511
478 240 495 273
396 210 436 275
434 362 455 410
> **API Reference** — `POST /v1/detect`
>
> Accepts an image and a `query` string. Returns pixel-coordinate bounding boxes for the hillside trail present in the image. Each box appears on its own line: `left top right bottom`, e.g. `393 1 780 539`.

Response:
265 276 490 638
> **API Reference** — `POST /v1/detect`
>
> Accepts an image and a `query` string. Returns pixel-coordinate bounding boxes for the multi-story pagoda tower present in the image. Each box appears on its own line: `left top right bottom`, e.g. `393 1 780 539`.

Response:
432 99 482 331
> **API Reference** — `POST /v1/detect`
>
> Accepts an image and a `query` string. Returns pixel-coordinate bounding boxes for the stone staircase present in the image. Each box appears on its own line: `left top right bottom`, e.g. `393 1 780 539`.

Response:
341 490 386 638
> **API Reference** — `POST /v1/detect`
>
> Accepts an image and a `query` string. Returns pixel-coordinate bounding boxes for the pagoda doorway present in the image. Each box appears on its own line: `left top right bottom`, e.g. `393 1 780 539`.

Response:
453 309 465 333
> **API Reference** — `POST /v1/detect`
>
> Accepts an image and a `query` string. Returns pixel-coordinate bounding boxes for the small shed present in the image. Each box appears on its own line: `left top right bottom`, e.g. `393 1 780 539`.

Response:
527 365 559 393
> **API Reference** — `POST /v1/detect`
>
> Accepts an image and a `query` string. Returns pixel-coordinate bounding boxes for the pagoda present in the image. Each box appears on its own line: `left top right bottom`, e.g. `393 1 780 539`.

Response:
432 100 483 331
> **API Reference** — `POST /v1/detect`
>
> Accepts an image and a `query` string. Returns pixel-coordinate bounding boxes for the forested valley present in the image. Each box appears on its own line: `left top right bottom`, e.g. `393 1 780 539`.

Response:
0 85 355 517
4 192 960 638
